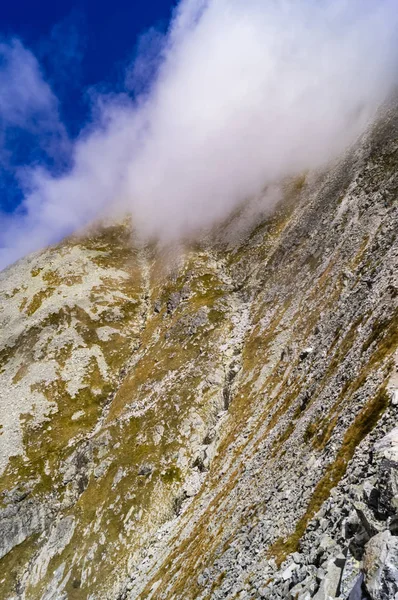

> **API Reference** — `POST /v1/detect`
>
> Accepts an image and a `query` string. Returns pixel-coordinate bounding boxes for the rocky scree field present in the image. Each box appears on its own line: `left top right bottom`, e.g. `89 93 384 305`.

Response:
0 104 398 600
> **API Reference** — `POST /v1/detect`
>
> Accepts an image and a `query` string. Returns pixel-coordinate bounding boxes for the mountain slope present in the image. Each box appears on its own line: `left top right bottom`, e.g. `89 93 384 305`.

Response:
0 105 398 600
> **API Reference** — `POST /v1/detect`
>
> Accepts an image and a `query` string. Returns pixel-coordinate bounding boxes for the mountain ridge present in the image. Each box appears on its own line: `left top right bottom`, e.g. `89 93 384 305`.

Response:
0 104 398 599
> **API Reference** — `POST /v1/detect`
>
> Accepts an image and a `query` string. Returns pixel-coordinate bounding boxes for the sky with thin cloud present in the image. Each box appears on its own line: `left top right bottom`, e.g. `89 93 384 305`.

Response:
0 0 398 269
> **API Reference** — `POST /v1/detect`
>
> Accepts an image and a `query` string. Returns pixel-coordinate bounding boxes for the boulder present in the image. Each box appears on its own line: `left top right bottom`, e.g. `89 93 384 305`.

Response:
347 573 369 600
340 553 362 598
313 554 345 599
363 530 398 600
374 429 398 463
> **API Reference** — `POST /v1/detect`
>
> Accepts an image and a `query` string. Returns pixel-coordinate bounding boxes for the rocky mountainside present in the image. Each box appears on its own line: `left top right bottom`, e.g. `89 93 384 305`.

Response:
1 103 398 600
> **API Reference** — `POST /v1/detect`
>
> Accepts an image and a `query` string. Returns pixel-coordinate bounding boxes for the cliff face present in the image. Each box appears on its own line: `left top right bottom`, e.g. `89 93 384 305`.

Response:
0 105 398 600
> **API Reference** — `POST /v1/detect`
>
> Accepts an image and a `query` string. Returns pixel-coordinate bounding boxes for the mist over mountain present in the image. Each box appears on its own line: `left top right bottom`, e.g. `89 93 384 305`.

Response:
1 0 398 268
1 3 398 600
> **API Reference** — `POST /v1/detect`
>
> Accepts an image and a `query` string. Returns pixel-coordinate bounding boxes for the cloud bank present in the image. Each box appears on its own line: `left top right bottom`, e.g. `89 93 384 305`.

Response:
1 0 398 268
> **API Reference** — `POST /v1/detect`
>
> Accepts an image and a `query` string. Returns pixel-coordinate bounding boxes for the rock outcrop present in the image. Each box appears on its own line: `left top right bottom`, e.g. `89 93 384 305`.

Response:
0 103 398 599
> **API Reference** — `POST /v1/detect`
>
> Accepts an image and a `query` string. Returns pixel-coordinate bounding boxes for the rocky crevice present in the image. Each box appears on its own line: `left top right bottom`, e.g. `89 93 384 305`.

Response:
89 245 153 438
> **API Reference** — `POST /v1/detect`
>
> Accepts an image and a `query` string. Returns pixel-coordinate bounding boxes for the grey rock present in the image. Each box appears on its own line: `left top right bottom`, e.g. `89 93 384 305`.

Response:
340 552 362 598
0 500 51 560
167 292 182 313
292 552 304 564
363 530 398 600
347 573 367 600
354 501 384 538
313 554 345 600
299 347 314 361
138 463 153 476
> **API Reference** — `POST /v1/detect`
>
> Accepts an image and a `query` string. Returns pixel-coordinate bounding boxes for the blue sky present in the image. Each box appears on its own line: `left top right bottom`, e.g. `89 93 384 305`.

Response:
0 0 175 213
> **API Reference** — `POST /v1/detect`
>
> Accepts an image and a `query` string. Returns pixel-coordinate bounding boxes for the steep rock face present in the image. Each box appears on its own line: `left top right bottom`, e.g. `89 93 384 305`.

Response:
128 105 398 600
0 105 397 600
0 220 248 598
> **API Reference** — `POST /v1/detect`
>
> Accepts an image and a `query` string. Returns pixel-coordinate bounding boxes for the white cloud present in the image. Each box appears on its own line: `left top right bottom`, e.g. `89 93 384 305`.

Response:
1 0 398 269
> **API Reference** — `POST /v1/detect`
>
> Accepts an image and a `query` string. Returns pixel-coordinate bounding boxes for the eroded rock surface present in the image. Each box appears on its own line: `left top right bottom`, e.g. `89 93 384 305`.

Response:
1 105 398 599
